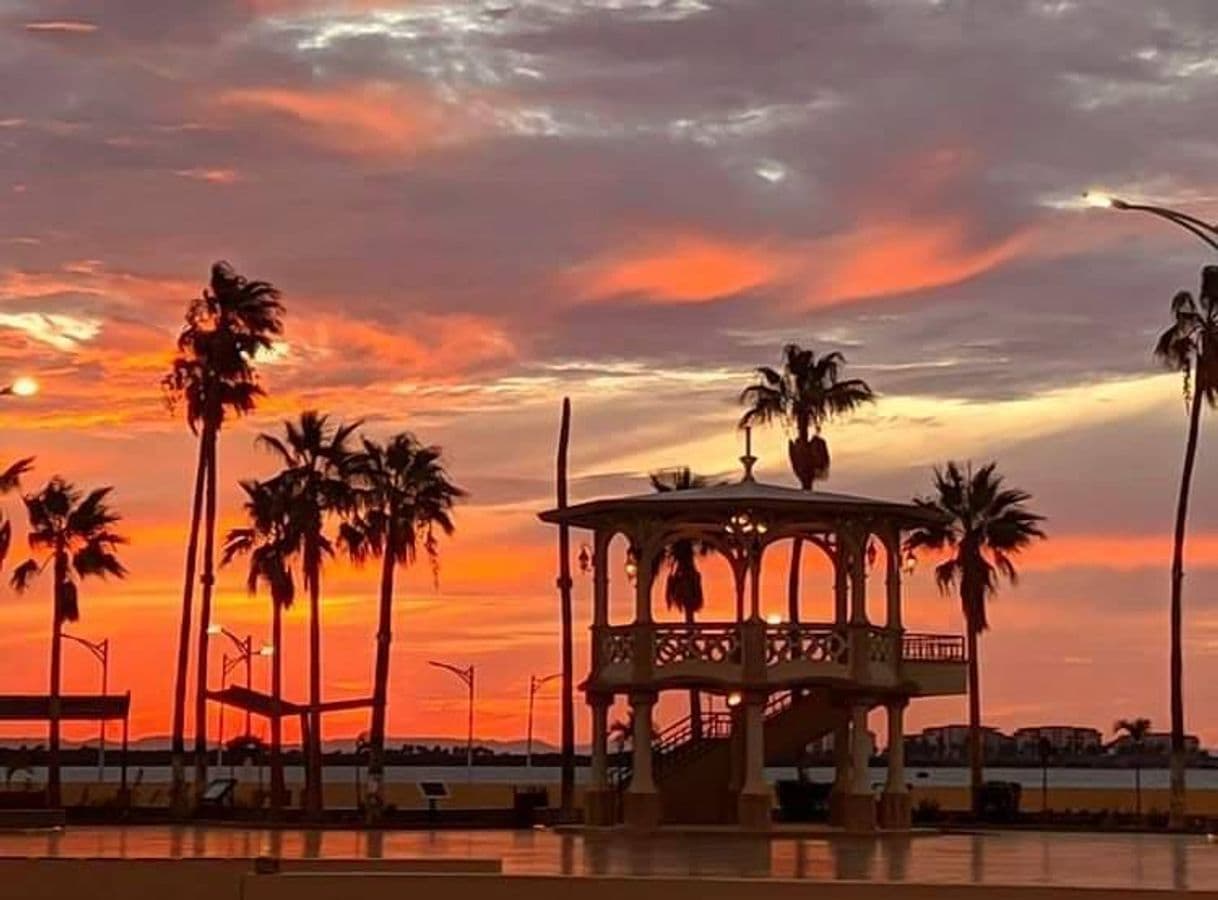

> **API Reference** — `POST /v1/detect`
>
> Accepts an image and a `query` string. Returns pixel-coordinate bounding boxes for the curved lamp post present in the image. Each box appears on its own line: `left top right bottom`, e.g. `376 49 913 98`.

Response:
429 660 476 782
61 632 108 781
207 624 273 767
526 672 561 769
1084 192 1218 251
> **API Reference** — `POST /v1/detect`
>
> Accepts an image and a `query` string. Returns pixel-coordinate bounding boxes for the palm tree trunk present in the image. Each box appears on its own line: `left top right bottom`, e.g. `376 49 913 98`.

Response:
306 535 323 818
787 538 803 623
966 626 983 816
47 551 66 808
1169 376 1204 829
556 397 575 819
170 432 208 815
192 423 219 804
367 527 396 820
686 606 702 740
269 597 284 818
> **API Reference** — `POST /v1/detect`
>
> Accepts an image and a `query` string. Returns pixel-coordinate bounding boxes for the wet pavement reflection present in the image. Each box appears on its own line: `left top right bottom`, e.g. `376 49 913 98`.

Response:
0 827 1216 890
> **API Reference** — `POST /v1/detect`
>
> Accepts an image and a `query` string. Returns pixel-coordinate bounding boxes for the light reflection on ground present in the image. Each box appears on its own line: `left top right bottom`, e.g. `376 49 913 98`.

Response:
0 827 1214 891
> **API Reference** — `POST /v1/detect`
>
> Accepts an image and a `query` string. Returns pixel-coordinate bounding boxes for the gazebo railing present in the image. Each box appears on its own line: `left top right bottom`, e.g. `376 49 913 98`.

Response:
654 624 741 665
764 624 848 664
901 633 966 662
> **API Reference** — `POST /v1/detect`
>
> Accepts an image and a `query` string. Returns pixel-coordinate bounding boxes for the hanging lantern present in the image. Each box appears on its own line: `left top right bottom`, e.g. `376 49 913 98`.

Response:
624 547 639 584
866 538 879 570
578 543 592 573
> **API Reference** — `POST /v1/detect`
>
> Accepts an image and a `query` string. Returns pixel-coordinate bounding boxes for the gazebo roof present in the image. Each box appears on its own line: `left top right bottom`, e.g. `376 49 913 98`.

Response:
539 477 940 530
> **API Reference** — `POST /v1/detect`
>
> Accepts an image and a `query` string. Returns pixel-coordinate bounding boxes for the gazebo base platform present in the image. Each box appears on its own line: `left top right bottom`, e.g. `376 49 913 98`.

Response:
878 792 912 830
623 791 662 830
841 794 877 833
584 789 616 827
737 792 771 830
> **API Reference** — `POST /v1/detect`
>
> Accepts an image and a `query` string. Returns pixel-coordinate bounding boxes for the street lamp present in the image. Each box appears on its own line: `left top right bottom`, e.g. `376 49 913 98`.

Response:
526 673 561 769
61 632 109 782
207 624 272 766
428 660 475 781
1084 192 1218 251
1 376 38 397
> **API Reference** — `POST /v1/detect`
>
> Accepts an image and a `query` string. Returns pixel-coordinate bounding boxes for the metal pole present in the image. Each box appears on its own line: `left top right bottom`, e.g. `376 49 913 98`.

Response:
244 635 253 737
98 640 108 782
526 676 536 770
467 668 475 782
218 655 229 768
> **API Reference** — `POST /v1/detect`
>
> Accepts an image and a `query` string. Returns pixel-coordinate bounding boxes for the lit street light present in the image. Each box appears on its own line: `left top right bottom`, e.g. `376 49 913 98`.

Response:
1084 192 1218 251
61 632 109 781
428 660 475 781
526 672 561 769
1 376 38 397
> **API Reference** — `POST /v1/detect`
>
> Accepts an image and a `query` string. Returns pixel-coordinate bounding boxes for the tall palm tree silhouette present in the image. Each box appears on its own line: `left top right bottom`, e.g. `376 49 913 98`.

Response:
649 467 715 738
739 345 874 622
904 461 1044 816
1154 265 1218 828
0 458 33 571
340 433 464 819
256 411 361 816
164 261 283 811
10 478 126 807
222 477 295 817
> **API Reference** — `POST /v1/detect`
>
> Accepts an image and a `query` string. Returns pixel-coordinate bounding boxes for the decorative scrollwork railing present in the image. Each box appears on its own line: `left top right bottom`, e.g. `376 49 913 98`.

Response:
598 628 633 666
868 629 898 664
653 624 741 666
902 633 966 662
764 624 848 664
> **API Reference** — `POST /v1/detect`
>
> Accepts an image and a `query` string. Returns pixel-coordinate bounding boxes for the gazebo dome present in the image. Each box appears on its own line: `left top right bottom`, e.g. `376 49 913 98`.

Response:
539 477 941 530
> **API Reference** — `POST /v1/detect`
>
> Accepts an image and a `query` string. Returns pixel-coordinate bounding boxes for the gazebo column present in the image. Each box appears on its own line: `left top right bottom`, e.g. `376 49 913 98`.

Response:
624 692 660 829
585 694 613 826
829 718 852 825
879 699 911 829
593 529 611 627
842 703 877 832
833 533 849 625
737 691 771 829
884 526 903 631
845 528 872 683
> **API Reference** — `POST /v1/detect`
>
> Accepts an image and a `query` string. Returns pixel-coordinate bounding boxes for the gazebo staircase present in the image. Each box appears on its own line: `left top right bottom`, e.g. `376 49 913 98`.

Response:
610 689 847 824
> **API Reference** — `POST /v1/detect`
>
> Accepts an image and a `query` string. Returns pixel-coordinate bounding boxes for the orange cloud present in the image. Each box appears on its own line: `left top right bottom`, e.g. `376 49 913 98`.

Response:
1019 532 1218 573
576 235 792 304
216 82 474 158
173 168 240 184
809 217 1028 305
23 21 97 33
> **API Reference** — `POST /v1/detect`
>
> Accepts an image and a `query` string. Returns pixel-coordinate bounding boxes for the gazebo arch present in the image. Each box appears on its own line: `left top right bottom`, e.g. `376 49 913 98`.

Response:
540 453 967 832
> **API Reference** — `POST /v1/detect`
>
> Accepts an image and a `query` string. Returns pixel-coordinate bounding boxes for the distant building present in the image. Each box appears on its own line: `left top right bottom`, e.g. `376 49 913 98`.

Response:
907 724 1012 761
1014 726 1103 757
805 730 876 759
1109 732 1202 756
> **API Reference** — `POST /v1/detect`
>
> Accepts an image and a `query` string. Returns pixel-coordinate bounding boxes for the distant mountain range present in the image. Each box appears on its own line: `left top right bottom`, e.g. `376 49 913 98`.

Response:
0 735 570 754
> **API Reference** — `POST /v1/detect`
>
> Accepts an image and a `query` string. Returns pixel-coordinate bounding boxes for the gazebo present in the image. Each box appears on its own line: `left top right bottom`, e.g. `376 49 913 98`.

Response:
539 449 967 831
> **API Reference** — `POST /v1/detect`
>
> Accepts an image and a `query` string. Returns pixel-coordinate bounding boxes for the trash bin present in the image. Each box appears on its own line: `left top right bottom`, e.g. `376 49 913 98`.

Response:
977 781 1022 822
513 786 549 827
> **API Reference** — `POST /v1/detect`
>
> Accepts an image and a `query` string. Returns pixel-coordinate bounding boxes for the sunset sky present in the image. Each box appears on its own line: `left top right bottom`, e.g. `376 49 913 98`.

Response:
4 0 1218 751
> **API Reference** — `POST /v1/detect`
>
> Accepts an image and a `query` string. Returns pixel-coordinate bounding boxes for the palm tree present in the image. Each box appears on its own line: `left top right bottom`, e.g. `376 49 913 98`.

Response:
221 477 295 817
10 478 126 807
0 458 33 569
256 410 361 816
163 261 283 811
904 461 1045 816
1115 717 1152 816
609 715 634 755
739 345 874 621
1154 265 1218 828
340 433 464 819
649 467 715 737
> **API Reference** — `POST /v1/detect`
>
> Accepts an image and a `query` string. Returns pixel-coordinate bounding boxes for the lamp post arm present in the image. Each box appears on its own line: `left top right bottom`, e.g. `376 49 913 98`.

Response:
1113 201 1218 252
428 660 473 687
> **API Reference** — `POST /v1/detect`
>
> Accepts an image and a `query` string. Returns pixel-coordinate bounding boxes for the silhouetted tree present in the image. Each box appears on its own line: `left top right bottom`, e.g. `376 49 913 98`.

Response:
0 458 32 571
1115 717 1152 816
163 261 283 812
256 411 361 816
1154 265 1218 828
340 433 464 820
649 467 715 738
11 478 126 807
739 346 874 621
221 477 296 817
904 461 1044 816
